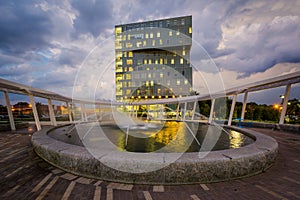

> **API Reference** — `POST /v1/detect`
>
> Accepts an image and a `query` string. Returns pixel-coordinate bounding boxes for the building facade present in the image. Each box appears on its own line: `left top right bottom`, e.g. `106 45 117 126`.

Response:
115 16 192 102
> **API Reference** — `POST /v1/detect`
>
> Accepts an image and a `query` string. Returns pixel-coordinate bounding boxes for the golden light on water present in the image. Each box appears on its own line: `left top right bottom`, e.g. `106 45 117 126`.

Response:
230 130 243 148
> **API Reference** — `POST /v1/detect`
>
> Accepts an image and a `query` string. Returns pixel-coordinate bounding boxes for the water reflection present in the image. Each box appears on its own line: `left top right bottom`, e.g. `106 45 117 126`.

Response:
48 122 254 153
230 130 243 148
104 122 253 153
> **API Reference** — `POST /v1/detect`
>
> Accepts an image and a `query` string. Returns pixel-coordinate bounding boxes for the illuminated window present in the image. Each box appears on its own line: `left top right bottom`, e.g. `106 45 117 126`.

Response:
150 33 153 38
160 58 163 64
152 40 155 46
115 27 122 35
116 51 122 58
180 58 184 64
129 67 133 71
126 90 131 95
145 33 149 38
189 27 192 34
128 52 133 57
126 59 133 65
126 74 131 79
126 42 133 48
115 42 122 49
160 73 163 78
157 32 160 38
150 81 154 86
157 88 161 94
167 80 170 86
122 35 126 41
146 81 149 86
182 50 186 56
159 39 163 45
148 59 152 64
143 40 147 46
177 79 180 85
128 34 131 40
155 59 158 64
176 31 180 36
169 31 173 36
124 67 127 72
146 67 150 70
148 73 151 78
171 59 174 64
123 52 127 57
123 82 127 87
136 41 142 47
184 80 188 85
144 59 147 64
164 58 168 64
181 19 185 25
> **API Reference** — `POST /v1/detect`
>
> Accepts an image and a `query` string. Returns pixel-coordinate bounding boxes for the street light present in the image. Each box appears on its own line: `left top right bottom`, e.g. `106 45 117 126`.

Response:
274 104 280 109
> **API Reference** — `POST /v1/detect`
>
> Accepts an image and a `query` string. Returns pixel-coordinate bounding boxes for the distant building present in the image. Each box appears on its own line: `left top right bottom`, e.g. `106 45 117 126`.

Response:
115 16 193 102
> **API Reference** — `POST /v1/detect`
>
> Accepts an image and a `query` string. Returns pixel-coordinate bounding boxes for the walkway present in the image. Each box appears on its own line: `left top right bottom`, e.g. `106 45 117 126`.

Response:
0 126 299 200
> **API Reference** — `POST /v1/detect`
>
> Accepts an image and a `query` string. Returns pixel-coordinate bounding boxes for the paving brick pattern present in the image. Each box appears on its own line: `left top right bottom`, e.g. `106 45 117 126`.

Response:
0 126 299 199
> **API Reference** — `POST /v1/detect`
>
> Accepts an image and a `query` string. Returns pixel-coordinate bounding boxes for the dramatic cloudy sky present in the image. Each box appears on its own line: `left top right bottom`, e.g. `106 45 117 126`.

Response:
0 0 300 105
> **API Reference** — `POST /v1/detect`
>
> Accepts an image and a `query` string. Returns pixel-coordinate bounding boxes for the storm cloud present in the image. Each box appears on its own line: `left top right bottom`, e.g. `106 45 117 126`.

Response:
0 0 299 104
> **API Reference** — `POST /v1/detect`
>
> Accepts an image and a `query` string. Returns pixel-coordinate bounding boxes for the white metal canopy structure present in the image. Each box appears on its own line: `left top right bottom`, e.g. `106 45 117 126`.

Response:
1 70 300 131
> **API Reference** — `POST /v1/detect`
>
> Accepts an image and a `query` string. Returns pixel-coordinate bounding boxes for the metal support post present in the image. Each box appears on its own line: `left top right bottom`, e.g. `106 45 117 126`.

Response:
228 95 237 126
208 99 215 124
47 99 57 126
241 91 248 121
191 100 197 120
279 84 291 124
176 103 180 120
146 105 150 120
4 91 16 131
66 102 73 122
81 104 87 122
29 94 41 131
183 102 187 121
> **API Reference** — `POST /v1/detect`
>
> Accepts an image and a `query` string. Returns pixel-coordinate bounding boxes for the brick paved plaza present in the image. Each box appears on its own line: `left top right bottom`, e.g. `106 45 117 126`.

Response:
0 126 299 200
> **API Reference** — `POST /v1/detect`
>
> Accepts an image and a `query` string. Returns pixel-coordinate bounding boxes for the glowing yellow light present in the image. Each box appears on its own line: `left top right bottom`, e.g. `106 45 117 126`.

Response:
29 104 32 108
230 130 242 148
274 104 279 109
152 96 155 99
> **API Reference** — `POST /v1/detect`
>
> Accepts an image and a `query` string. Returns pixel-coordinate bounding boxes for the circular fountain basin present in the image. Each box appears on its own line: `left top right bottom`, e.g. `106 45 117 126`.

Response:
31 123 278 184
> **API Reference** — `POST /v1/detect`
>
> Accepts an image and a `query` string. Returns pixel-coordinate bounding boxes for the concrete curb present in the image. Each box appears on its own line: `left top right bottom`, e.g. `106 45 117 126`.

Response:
31 125 278 184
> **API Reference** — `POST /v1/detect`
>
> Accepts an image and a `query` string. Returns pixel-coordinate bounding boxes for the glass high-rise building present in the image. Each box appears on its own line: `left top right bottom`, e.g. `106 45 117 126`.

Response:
115 16 192 102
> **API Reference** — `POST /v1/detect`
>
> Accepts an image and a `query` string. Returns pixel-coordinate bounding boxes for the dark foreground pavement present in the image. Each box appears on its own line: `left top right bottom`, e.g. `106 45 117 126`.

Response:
0 126 299 200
